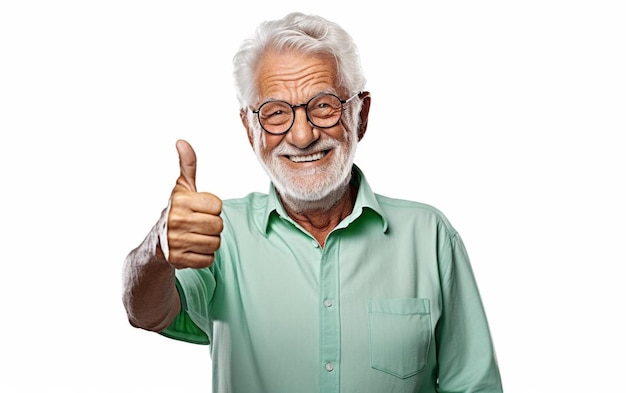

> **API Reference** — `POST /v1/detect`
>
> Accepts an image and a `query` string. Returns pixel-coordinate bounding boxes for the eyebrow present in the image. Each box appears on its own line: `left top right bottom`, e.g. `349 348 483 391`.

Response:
257 89 339 106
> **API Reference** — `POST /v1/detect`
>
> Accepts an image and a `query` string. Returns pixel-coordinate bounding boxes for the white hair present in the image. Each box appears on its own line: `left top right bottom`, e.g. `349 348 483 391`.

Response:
232 12 367 109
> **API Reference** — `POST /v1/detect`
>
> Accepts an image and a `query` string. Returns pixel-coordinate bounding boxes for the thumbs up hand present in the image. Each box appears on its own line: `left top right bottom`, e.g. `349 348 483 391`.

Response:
165 139 223 269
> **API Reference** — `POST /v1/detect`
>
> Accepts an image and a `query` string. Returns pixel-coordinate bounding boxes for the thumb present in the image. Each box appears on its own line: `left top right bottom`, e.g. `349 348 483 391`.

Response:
175 139 197 192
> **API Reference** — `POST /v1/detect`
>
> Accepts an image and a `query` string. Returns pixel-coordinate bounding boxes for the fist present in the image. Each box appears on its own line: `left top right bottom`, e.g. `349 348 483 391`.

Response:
165 139 223 269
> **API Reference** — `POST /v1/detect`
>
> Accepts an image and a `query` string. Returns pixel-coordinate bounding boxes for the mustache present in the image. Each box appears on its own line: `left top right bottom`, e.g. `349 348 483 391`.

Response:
272 139 340 156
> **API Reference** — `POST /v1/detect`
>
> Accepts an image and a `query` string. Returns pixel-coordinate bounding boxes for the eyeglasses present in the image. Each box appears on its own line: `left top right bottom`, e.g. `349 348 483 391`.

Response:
252 92 360 135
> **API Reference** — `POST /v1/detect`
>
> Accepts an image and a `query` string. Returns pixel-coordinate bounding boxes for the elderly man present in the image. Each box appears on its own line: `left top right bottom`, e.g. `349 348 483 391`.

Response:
123 12 503 393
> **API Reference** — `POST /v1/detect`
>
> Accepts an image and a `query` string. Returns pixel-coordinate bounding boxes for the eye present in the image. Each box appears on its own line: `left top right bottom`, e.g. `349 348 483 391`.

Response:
267 109 284 117
260 102 289 116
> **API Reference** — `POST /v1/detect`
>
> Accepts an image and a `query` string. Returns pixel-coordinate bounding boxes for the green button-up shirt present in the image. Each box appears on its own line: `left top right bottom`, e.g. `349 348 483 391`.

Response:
161 166 502 393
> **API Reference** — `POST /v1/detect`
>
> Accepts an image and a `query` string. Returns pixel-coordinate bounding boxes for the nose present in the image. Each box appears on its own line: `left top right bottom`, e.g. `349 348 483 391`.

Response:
287 106 319 149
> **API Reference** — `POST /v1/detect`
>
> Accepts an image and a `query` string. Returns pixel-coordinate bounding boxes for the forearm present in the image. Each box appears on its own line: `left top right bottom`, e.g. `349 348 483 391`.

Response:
122 209 181 332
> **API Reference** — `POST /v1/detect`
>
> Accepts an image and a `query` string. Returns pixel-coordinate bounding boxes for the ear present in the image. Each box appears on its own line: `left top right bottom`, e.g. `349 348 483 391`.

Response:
240 109 255 149
356 91 371 141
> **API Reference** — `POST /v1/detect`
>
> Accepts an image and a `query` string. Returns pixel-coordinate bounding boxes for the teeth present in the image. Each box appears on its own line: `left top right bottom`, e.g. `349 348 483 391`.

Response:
289 151 326 163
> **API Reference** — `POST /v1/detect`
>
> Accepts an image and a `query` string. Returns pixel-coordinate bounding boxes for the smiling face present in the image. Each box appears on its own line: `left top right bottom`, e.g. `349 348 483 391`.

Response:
243 50 366 210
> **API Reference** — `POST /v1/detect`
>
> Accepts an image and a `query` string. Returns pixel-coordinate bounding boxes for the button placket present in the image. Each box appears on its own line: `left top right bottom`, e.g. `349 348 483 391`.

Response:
319 237 340 392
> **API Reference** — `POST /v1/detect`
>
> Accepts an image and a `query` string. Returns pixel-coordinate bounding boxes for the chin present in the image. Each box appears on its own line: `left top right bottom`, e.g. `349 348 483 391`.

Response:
269 164 353 211
253 126 358 210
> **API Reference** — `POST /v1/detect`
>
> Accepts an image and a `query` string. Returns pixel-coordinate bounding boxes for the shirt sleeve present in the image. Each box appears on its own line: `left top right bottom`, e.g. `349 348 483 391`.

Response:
435 231 503 392
159 267 216 345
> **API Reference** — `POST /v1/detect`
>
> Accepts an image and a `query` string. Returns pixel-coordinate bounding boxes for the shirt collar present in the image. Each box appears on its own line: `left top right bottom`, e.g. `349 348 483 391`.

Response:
261 164 389 234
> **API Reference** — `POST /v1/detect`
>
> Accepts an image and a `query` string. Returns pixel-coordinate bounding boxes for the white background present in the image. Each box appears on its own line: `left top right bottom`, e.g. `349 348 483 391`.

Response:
1 1 624 392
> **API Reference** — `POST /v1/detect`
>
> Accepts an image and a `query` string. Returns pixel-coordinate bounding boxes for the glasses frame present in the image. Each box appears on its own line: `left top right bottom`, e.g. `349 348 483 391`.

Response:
252 92 361 135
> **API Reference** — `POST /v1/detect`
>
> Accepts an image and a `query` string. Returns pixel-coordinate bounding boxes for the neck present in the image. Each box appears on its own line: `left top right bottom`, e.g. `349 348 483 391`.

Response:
280 183 357 248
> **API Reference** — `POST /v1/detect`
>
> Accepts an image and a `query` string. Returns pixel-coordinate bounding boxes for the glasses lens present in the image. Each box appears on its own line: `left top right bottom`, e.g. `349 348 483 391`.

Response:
307 94 343 128
256 94 345 134
258 101 292 134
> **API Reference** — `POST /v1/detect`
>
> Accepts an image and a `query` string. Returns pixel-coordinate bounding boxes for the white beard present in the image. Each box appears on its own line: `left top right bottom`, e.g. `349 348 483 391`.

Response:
252 125 358 213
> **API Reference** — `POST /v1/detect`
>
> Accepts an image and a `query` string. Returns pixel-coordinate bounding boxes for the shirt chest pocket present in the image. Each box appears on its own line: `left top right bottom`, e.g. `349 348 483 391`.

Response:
367 298 432 379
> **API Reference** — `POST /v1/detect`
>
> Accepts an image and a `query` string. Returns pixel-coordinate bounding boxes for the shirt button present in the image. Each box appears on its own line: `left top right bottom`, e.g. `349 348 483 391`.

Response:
325 362 334 372
323 299 333 308
312 240 319 248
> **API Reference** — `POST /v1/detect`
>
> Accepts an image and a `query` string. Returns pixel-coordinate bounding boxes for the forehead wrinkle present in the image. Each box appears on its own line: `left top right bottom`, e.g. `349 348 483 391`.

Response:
261 69 335 101
256 52 338 102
